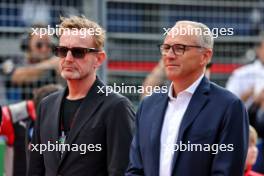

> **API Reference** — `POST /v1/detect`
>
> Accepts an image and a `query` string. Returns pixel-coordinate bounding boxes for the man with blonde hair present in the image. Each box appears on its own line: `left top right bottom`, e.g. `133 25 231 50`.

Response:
126 21 248 176
28 16 135 176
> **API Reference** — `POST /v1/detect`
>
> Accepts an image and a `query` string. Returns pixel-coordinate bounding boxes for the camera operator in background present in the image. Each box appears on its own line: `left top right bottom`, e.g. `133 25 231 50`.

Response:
0 24 62 176
1 24 62 102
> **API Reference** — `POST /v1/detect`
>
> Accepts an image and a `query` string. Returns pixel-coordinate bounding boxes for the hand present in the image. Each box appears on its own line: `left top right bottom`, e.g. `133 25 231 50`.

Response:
257 89 264 109
241 87 254 102
35 57 59 70
1 59 15 74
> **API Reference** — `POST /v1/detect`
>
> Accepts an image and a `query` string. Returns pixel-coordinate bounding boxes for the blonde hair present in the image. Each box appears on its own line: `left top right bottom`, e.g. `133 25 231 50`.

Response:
59 16 105 49
249 125 258 145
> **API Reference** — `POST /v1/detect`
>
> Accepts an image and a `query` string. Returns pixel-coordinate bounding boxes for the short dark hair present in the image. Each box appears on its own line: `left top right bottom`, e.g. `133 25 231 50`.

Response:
33 84 63 108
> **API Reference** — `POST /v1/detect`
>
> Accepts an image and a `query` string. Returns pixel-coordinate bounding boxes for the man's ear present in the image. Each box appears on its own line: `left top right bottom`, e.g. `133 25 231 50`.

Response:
95 51 106 69
200 49 213 66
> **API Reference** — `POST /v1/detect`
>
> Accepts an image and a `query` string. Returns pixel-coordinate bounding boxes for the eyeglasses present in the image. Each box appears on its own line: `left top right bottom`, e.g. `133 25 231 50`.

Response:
158 43 203 56
54 46 100 59
35 41 53 49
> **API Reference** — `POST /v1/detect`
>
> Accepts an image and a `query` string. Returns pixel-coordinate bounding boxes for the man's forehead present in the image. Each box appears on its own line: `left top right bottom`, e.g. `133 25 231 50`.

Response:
170 23 197 36
164 28 198 44
60 32 94 46
32 34 50 41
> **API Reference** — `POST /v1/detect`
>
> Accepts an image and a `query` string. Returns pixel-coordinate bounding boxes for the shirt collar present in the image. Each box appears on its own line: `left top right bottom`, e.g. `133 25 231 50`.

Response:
168 74 204 100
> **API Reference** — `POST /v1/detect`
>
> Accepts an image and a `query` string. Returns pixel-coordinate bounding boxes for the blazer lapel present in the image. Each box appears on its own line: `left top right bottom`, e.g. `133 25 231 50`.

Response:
59 78 105 166
171 77 210 174
150 93 169 176
51 89 65 161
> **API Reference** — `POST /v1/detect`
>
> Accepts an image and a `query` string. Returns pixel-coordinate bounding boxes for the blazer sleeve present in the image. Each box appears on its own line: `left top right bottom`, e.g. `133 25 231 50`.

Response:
126 100 145 176
211 98 249 176
105 97 135 176
27 102 45 176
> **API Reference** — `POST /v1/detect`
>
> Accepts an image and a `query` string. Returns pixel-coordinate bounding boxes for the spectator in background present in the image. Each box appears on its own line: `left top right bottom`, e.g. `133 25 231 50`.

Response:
0 68 7 104
248 89 264 138
12 24 58 84
226 36 264 174
0 84 62 176
141 60 166 98
0 105 1 125
226 37 264 107
0 25 61 175
248 88 264 174
245 126 264 176
26 84 63 174
2 24 61 101
141 59 212 98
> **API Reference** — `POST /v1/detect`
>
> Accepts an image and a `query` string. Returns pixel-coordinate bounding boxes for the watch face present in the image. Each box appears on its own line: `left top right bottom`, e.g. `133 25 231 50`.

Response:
2 59 15 74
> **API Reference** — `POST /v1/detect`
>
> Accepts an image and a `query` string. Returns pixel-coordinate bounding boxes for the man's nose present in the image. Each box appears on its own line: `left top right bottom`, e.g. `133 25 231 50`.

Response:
65 51 74 61
166 47 176 58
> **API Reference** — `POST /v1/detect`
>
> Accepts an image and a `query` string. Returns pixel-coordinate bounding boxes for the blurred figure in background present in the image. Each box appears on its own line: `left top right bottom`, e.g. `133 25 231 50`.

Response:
0 84 62 176
26 84 63 174
248 89 264 139
0 105 2 125
13 24 57 84
226 37 264 174
226 37 264 107
0 24 61 176
245 126 264 176
2 24 61 102
141 59 212 98
249 88 264 174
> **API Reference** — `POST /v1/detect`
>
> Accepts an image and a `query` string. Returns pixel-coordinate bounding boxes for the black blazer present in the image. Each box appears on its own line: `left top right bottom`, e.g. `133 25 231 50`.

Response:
28 78 135 176
126 76 249 176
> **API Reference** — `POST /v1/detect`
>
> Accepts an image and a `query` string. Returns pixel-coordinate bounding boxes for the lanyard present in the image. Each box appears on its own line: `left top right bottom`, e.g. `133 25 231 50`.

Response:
60 104 82 137
58 105 81 158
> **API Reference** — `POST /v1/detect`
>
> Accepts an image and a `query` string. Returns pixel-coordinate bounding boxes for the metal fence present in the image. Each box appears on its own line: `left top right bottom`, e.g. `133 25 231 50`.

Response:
0 0 262 106
106 0 263 105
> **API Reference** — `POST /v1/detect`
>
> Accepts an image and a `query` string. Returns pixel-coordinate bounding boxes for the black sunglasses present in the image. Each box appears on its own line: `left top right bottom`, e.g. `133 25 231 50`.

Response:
54 46 100 59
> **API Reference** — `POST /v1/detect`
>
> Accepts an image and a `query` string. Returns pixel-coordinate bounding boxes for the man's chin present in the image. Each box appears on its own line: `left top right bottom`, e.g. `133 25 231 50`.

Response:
166 72 181 81
61 73 81 80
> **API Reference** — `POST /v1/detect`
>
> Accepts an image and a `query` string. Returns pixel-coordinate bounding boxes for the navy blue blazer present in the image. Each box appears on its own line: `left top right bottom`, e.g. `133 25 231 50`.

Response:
126 76 249 176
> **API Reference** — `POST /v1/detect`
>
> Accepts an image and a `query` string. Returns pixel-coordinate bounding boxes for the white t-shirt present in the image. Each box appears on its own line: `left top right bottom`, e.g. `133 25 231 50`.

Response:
226 60 264 98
